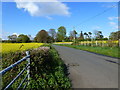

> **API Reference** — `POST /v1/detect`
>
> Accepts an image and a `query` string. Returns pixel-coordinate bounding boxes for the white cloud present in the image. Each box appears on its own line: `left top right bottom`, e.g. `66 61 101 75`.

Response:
15 0 70 18
109 22 116 25
109 21 118 29
46 16 53 20
108 17 120 21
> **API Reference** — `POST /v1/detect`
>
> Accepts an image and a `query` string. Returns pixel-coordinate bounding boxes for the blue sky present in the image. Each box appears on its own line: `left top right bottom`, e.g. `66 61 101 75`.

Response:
2 1 118 40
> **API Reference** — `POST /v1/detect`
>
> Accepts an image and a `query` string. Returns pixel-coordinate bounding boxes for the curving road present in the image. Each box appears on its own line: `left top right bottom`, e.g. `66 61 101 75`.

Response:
53 45 118 88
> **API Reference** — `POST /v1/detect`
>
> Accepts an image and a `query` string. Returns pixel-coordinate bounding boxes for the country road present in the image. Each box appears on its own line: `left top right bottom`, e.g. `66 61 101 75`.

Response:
53 45 118 88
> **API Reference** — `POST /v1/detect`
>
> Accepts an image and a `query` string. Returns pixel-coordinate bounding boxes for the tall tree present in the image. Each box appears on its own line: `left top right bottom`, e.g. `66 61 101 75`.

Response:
35 30 49 43
109 31 120 40
84 32 88 39
69 31 74 41
69 30 77 41
88 32 92 39
49 29 56 39
79 31 84 40
57 26 66 41
94 30 103 40
73 30 77 40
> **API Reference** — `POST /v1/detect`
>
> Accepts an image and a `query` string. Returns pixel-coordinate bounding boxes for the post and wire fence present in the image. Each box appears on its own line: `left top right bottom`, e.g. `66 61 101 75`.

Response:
78 40 120 47
0 51 30 89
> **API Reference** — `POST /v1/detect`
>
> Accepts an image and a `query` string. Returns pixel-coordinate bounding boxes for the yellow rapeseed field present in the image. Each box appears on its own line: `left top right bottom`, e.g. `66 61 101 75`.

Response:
54 42 72 44
1 43 44 53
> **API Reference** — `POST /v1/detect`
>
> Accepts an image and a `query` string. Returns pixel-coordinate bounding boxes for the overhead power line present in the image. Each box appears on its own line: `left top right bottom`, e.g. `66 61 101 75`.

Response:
79 5 117 25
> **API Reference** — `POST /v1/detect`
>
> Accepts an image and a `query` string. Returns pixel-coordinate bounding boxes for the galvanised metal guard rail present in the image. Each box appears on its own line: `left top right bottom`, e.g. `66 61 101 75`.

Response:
0 51 30 90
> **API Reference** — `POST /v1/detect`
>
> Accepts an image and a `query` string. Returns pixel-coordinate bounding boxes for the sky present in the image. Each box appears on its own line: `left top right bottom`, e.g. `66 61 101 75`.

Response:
1 1 119 40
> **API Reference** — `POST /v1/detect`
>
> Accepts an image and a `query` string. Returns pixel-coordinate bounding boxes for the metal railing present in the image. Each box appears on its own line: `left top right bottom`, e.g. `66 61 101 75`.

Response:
0 51 30 89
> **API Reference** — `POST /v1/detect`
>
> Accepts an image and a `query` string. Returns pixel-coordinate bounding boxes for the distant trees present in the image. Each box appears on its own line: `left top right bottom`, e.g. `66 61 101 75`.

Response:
5 26 113 43
109 31 120 40
84 32 88 39
48 29 56 42
7 34 30 43
82 32 93 40
94 30 103 40
73 30 77 40
79 31 84 40
69 30 77 41
8 34 17 42
57 26 66 42
88 32 92 39
16 34 30 43
35 30 49 43
49 29 56 39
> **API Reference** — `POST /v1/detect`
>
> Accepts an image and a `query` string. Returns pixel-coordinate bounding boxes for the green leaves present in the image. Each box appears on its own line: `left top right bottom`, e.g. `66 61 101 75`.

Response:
29 45 71 89
2 45 71 89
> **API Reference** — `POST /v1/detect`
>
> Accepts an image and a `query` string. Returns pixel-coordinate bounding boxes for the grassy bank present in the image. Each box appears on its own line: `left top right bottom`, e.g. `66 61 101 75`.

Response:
55 44 119 58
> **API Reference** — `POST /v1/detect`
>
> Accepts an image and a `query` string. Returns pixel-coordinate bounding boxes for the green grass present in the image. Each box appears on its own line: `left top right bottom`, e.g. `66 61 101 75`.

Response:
56 44 119 58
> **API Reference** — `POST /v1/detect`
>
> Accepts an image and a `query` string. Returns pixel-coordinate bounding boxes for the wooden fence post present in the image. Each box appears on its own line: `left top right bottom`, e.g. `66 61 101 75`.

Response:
118 39 120 47
96 41 98 46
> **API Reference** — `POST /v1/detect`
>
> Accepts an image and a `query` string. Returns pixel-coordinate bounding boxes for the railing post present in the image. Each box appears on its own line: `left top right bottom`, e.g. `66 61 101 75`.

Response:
26 51 30 85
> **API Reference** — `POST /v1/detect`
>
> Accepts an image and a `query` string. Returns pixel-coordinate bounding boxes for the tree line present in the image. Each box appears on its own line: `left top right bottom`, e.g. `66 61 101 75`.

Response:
2 26 120 43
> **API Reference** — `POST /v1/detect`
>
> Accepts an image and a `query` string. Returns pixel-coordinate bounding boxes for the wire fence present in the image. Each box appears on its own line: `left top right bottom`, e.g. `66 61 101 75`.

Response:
79 40 119 47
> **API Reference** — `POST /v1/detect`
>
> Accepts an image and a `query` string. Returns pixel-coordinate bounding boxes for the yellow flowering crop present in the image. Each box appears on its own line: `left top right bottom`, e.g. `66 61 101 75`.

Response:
54 42 72 44
1 43 44 53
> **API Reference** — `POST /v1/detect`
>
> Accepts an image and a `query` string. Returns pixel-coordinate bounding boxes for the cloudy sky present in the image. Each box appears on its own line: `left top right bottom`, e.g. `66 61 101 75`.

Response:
2 1 119 40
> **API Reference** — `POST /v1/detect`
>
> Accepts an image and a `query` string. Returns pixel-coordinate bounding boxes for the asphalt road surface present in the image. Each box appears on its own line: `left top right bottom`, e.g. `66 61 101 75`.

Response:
53 45 118 88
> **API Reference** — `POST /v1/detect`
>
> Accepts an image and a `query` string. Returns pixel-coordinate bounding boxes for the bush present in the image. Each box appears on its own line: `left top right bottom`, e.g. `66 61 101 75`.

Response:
2 45 71 89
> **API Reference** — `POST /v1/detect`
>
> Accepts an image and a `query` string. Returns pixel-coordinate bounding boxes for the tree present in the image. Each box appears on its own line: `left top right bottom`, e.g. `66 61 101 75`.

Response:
8 34 17 42
16 34 30 43
79 31 84 40
84 32 88 39
88 32 92 39
73 30 77 40
94 30 104 40
109 31 120 40
57 26 66 41
49 29 56 39
69 30 77 41
35 30 49 43
69 31 74 41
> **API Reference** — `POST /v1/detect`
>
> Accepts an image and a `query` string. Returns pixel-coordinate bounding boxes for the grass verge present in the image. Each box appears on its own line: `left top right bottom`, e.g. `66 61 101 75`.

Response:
55 44 120 58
